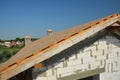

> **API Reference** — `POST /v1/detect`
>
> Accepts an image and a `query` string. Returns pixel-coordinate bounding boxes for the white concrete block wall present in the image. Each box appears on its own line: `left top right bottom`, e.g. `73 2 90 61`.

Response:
99 35 120 80
108 52 117 58
68 55 76 60
47 76 57 80
89 60 101 70
91 50 104 57
77 51 91 59
46 68 53 76
67 59 82 67
73 63 89 71
36 35 120 80
84 46 96 52
60 72 74 78
54 62 63 68
83 57 95 63
112 47 120 52
57 67 74 75
98 39 107 45
36 77 47 80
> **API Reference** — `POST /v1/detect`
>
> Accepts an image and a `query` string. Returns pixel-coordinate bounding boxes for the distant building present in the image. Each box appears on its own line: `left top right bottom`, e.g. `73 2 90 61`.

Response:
4 42 11 47
16 41 24 47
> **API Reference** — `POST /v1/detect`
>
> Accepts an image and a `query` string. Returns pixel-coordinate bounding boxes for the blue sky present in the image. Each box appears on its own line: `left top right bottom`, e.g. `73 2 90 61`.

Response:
0 0 120 40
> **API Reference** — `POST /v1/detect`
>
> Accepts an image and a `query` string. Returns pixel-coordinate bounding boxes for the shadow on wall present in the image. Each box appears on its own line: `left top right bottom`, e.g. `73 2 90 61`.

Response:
32 29 109 78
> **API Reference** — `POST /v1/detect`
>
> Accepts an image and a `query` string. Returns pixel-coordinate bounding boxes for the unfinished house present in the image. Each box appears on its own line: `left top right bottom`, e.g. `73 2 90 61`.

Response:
0 13 120 80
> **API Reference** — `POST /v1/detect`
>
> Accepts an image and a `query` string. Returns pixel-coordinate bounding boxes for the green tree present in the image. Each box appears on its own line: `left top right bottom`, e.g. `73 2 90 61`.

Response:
15 37 20 41
0 39 4 43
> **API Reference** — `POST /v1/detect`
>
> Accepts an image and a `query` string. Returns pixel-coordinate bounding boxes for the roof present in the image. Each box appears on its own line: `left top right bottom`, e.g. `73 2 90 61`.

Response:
0 16 102 70
0 13 120 80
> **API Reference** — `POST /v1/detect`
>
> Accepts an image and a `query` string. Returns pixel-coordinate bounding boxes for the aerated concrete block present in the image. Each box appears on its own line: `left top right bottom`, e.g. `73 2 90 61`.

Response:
108 53 117 58
91 50 103 57
73 63 89 71
57 67 74 75
97 44 108 50
60 72 74 78
96 55 107 60
47 75 57 80
67 59 82 67
36 77 47 80
89 61 101 69
77 51 91 59
83 57 95 63
84 46 96 52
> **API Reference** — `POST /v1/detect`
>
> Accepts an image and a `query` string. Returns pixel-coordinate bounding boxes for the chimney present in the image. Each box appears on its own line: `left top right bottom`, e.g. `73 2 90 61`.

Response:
25 36 32 46
47 29 53 35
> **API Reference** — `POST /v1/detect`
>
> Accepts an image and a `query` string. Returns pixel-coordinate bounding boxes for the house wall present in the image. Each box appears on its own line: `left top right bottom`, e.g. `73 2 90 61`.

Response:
34 34 120 80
